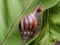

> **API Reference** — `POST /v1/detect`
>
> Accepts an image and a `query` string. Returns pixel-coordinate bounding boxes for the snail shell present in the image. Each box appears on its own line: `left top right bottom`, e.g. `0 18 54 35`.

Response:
19 5 41 43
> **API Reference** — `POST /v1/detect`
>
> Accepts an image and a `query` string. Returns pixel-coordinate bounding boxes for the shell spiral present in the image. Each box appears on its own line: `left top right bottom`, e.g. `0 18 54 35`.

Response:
19 5 41 43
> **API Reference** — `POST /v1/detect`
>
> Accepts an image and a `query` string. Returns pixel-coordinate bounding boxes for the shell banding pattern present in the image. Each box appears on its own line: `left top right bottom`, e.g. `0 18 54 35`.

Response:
19 5 41 43
21 13 37 32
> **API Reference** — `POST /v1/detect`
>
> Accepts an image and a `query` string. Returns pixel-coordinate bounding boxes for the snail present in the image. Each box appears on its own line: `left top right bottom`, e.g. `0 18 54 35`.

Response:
19 5 41 43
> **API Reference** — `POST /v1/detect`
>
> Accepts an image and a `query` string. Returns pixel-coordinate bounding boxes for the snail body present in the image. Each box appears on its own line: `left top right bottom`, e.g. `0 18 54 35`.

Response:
19 5 41 43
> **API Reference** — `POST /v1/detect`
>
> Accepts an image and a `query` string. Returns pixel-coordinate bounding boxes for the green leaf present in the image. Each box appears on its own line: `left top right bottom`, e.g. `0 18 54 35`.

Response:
49 1 60 45
29 1 60 45
0 0 60 45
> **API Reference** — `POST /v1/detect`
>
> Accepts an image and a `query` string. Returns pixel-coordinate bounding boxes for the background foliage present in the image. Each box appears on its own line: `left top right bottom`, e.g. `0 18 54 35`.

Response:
0 0 60 45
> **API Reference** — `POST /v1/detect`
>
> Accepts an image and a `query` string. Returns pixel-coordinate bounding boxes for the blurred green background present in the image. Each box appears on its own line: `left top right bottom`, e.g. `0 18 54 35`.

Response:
0 0 60 45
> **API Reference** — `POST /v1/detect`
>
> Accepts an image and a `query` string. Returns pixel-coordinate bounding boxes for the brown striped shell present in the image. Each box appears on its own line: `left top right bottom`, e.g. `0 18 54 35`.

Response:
19 5 41 43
